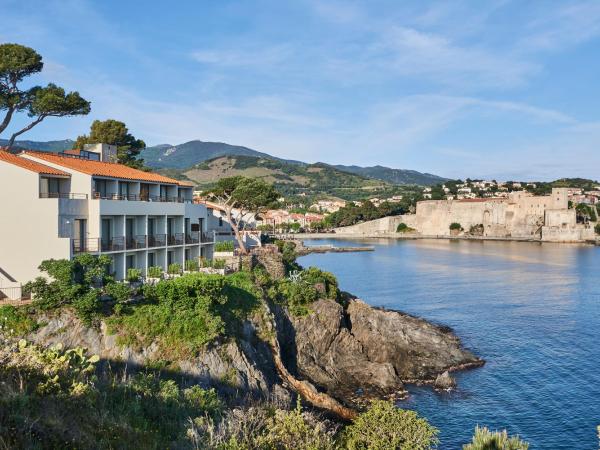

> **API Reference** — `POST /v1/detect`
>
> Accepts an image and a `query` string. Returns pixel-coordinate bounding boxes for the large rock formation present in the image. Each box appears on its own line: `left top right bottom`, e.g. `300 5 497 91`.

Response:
279 298 482 404
25 295 482 412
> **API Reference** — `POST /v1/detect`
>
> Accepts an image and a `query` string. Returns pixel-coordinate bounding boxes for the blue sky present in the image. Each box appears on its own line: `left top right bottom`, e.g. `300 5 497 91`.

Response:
1 0 600 180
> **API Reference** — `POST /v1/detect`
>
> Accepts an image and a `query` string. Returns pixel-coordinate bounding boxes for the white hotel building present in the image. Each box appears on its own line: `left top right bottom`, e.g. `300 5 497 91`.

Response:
0 144 214 296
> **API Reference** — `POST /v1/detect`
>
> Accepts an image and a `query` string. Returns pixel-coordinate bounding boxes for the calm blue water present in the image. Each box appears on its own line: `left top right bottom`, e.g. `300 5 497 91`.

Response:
299 238 600 449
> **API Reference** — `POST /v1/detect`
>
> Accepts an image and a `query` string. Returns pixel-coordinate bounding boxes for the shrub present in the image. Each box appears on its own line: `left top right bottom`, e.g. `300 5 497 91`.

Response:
275 240 300 273
25 254 112 324
463 426 529 450
126 268 142 282
449 222 463 231
105 282 133 304
0 305 38 336
185 259 199 272
595 223 600 235
167 263 182 275
301 267 340 301
343 400 439 450
108 273 259 357
213 259 226 270
147 266 163 278
396 222 414 233
215 241 235 252
256 400 337 449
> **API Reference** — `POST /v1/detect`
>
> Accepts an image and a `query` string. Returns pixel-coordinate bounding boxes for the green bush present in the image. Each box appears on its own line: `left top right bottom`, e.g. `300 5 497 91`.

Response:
0 306 38 336
185 259 199 272
108 273 259 357
343 400 439 450
449 222 463 231
147 266 163 278
463 426 529 450
213 259 226 270
215 241 235 252
595 223 600 235
256 400 337 449
268 267 341 316
126 268 142 282
275 240 300 273
105 282 133 304
396 222 414 233
25 254 113 324
167 263 182 275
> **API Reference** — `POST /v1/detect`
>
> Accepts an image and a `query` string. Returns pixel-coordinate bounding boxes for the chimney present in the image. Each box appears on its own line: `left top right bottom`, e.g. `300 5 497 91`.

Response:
83 143 117 162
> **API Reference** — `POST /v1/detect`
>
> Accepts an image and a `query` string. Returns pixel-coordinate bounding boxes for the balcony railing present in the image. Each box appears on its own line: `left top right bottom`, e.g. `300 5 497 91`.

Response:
185 232 200 244
200 231 214 243
39 192 88 199
168 233 184 245
92 192 192 203
72 231 208 254
126 234 147 250
148 234 166 248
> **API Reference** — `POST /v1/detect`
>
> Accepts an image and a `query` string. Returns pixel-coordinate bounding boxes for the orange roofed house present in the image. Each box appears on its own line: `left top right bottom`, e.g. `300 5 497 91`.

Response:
0 143 214 297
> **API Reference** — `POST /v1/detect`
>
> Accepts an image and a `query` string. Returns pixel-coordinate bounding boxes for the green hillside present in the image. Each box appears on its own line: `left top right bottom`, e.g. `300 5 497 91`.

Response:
334 164 448 186
164 155 421 201
141 140 302 169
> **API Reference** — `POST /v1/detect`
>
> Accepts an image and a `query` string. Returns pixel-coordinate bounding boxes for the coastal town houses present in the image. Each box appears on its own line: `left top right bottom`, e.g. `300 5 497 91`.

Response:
0 144 215 298
258 209 324 230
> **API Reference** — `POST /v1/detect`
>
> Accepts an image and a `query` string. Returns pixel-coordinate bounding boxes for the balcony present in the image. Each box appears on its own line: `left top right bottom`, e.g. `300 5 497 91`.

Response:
72 232 207 254
168 233 184 245
126 235 147 250
185 231 200 244
92 192 192 203
200 231 214 243
40 192 88 199
148 234 166 248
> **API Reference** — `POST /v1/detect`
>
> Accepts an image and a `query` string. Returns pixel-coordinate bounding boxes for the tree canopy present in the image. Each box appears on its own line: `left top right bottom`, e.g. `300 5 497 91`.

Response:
74 119 146 168
207 176 279 254
0 43 90 148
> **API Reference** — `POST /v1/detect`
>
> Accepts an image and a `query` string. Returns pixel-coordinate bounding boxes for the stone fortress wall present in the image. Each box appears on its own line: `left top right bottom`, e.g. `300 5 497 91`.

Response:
335 188 596 242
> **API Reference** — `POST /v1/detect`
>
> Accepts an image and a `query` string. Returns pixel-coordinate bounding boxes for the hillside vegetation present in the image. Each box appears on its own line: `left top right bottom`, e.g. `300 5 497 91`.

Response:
173 155 421 201
334 164 448 186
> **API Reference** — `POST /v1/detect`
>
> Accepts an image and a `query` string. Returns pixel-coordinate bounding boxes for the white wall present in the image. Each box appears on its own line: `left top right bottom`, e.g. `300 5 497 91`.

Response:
0 163 71 284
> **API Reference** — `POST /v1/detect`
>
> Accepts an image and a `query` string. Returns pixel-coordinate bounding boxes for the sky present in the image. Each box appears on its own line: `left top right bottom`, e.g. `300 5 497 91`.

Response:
1 0 600 180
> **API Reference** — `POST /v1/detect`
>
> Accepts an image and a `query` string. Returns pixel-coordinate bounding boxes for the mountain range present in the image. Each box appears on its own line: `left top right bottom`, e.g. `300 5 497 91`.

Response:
141 140 447 186
0 138 447 186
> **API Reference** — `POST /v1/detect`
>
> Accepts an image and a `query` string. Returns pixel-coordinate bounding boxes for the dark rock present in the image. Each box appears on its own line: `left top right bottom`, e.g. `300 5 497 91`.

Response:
280 298 482 405
434 371 456 390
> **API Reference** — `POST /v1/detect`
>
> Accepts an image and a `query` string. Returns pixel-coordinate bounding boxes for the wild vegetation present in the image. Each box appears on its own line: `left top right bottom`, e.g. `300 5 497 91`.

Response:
324 199 412 228
396 222 415 233
215 240 235 252
1 250 535 449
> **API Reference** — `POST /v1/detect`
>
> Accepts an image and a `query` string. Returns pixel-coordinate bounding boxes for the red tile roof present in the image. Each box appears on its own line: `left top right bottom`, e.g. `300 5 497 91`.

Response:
22 151 191 186
0 150 70 176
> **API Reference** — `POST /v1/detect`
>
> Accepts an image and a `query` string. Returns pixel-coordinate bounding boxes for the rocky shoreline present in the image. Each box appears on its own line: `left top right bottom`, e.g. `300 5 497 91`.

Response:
25 291 483 416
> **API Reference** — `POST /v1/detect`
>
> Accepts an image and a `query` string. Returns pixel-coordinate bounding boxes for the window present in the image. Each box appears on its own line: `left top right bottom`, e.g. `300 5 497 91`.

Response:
219 217 223 227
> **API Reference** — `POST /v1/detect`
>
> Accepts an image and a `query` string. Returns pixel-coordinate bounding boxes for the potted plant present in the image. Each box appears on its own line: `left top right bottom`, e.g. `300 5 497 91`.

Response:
167 263 182 278
213 240 235 257
126 268 142 287
147 266 163 284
